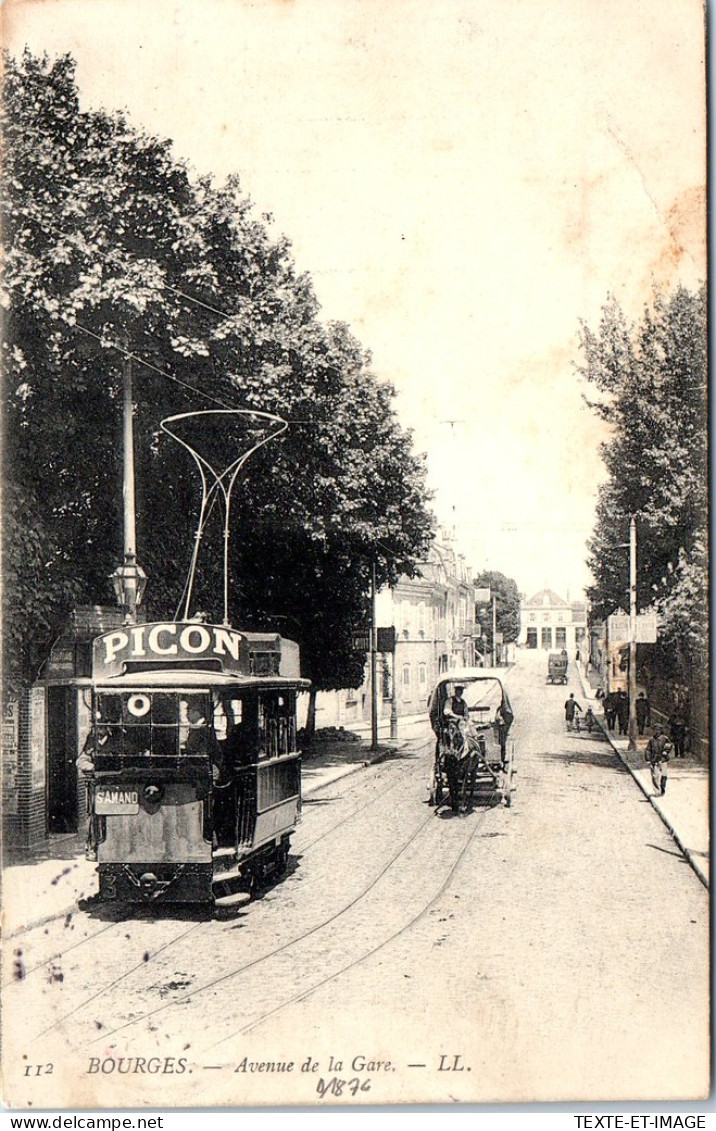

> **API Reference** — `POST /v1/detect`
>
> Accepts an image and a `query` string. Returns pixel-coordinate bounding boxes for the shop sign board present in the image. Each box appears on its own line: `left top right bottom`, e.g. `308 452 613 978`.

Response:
30 686 46 791
607 614 630 643
2 700 19 815
634 613 658 643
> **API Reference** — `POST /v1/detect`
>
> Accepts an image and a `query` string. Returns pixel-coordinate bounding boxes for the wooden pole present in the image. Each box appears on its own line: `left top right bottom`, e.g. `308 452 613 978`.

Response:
370 558 378 751
628 516 638 750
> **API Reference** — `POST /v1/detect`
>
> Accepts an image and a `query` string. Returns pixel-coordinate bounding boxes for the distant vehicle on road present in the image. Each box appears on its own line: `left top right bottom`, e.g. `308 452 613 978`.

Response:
547 650 569 685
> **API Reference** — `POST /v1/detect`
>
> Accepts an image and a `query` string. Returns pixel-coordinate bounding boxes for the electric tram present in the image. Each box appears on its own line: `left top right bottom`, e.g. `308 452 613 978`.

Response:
78 407 309 910
81 621 308 909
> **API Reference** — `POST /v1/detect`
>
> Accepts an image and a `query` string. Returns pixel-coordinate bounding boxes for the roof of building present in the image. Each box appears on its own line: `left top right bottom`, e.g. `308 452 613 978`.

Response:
521 588 571 609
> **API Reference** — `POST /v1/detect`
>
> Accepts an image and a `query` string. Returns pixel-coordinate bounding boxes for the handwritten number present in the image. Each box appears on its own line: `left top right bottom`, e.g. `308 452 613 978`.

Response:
317 1077 371 1098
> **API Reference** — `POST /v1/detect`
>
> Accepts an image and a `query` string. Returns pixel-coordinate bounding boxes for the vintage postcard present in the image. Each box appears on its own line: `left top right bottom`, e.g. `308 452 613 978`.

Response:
1 0 709 1112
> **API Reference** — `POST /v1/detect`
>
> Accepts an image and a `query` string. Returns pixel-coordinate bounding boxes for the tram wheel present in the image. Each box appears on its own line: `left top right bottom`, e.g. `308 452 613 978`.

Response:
275 844 289 877
428 766 439 806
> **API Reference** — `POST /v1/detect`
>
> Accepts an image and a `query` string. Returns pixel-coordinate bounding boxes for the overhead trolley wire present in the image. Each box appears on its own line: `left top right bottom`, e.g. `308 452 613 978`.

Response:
70 319 235 411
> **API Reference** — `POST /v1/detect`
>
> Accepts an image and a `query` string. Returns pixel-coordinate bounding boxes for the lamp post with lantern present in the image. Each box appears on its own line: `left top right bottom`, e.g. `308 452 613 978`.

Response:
110 352 147 624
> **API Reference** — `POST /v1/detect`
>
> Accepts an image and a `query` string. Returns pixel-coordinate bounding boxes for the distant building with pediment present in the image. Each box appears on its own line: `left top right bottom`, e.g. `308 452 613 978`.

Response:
518 588 588 653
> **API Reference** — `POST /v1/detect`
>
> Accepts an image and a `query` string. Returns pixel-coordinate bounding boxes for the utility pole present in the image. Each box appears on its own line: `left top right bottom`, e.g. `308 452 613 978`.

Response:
370 557 378 751
491 593 497 667
390 634 398 741
628 516 638 750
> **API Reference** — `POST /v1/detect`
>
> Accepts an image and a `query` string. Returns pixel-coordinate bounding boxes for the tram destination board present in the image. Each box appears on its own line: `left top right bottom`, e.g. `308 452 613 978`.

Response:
94 788 140 815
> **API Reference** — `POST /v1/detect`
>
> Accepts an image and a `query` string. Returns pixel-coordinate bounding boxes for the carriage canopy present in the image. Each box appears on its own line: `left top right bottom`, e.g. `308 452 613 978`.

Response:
427 667 514 735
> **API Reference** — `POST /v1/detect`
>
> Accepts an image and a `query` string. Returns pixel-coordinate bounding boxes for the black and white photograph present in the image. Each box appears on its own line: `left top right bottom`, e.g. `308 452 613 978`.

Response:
1 0 709 1112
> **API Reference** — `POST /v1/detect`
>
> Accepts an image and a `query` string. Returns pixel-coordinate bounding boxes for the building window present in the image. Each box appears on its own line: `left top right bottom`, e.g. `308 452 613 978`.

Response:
418 663 427 689
555 627 567 647
541 627 552 649
402 664 411 688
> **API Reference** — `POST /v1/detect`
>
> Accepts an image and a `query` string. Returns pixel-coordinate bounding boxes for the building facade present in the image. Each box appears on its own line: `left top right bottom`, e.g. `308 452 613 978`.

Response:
310 533 478 731
2 605 128 847
518 588 588 653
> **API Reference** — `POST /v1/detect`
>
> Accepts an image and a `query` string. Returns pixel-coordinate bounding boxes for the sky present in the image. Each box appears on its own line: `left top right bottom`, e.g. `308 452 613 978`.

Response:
6 0 707 600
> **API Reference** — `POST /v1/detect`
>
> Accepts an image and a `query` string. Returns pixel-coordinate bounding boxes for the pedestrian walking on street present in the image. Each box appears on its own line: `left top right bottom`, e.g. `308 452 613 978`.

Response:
645 726 672 796
584 706 595 733
669 707 688 758
616 690 629 736
603 691 617 731
635 692 650 736
564 693 583 732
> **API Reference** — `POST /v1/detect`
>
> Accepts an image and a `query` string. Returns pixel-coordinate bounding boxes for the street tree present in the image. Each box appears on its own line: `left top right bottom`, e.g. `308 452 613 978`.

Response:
578 284 707 685
2 51 434 699
473 570 521 659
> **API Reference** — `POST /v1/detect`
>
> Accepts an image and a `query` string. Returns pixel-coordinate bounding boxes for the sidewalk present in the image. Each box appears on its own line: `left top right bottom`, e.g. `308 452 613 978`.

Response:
2 727 413 936
575 664 709 889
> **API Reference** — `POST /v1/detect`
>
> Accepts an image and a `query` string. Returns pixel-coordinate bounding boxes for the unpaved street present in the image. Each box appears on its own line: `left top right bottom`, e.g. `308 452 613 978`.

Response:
4 651 708 1106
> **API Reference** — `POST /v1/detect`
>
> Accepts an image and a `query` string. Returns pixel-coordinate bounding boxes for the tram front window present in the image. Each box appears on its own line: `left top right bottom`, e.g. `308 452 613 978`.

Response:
94 692 214 758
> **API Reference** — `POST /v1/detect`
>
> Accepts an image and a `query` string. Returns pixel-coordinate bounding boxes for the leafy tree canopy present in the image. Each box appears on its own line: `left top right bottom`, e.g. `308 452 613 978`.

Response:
578 284 707 676
2 50 435 693
473 570 521 651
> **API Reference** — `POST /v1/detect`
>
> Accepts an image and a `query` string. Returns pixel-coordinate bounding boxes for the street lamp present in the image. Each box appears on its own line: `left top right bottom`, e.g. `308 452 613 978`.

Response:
111 552 147 624
111 351 147 625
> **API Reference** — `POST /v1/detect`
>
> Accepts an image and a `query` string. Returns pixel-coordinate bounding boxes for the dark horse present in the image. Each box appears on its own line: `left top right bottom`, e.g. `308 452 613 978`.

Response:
443 720 484 814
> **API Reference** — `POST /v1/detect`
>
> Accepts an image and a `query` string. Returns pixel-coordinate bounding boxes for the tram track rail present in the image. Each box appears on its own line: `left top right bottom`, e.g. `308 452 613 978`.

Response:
87 776 505 1048
14 732 498 1050
6 744 421 1009
87 789 443 1044
5 739 421 948
221 784 500 1044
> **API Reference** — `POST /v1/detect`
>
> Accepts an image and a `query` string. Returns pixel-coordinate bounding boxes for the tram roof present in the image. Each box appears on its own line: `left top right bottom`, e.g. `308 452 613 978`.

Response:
91 670 311 691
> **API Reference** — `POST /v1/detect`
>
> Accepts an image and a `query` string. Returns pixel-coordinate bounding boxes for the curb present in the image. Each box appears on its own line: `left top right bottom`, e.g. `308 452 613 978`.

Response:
301 742 405 796
574 664 709 890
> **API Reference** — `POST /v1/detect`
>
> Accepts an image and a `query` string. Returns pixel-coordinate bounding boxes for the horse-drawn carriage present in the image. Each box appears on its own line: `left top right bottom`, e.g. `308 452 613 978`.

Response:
427 668 515 812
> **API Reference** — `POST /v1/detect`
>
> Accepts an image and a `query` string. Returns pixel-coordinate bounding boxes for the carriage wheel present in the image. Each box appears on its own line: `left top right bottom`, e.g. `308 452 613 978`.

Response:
502 742 516 807
428 761 443 806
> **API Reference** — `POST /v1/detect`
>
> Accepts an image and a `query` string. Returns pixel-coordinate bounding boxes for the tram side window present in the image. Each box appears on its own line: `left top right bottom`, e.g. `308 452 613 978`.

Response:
258 692 297 759
216 692 260 768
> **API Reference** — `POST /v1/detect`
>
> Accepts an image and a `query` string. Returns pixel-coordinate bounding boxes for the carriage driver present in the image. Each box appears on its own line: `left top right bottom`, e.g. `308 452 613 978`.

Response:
444 685 469 722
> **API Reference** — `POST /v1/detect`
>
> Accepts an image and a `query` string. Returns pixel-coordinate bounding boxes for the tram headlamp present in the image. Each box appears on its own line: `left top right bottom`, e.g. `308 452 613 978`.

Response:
128 694 151 717
142 784 164 805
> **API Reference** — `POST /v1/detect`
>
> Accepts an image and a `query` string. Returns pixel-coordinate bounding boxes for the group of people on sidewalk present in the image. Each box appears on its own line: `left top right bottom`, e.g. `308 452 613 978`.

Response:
573 685 692 799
